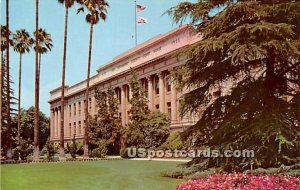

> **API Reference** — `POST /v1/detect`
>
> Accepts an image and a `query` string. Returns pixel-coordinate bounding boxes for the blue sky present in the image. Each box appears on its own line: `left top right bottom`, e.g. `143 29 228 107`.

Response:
1 0 194 116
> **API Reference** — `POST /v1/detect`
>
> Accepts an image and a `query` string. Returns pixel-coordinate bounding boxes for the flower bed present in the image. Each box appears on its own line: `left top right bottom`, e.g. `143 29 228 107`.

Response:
176 173 300 190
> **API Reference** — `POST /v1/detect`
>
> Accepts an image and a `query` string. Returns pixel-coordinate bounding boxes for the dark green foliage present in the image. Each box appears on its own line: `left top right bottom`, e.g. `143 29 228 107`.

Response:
89 86 122 155
1 107 50 157
89 139 107 158
119 147 129 158
144 111 170 148
12 138 34 161
123 69 149 147
168 0 300 173
160 131 184 151
42 138 56 161
66 136 79 159
123 70 170 148
11 107 50 150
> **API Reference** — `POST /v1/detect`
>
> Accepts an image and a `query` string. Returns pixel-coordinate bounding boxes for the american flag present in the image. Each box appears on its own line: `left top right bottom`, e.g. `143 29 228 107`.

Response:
136 4 146 12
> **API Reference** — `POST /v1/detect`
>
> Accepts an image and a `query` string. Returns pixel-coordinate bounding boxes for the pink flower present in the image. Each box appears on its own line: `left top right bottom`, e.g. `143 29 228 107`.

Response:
176 173 300 190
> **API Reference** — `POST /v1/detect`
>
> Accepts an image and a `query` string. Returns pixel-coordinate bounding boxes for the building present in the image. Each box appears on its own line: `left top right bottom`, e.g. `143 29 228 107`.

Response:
49 25 202 143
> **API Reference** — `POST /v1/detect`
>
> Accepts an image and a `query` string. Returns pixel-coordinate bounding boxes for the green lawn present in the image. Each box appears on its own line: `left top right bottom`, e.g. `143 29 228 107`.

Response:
1 160 183 190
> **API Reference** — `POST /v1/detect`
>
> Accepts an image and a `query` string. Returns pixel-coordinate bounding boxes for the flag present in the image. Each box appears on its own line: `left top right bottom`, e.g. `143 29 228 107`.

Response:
136 4 146 12
137 17 148 24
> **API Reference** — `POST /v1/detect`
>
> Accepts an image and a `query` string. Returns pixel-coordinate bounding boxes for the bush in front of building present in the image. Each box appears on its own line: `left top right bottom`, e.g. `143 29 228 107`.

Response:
12 138 34 161
89 140 107 158
160 131 184 151
119 147 130 158
143 111 170 149
42 138 56 161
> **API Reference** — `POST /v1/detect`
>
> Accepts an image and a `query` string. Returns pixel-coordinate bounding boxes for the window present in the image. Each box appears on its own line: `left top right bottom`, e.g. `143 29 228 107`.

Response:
166 77 171 92
143 79 148 95
89 98 92 112
78 102 81 115
69 123 71 137
155 104 159 110
74 122 76 136
167 102 171 119
155 76 159 95
78 121 81 135
73 103 76 116
69 105 71 117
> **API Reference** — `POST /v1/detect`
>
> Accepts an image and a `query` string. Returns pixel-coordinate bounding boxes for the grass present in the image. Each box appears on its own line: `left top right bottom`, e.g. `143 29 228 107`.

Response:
1 160 183 190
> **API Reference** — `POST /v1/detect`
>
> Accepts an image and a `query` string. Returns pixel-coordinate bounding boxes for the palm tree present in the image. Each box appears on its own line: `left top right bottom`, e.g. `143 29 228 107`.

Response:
12 29 34 145
34 28 53 78
77 0 109 158
57 0 80 161
33 0 40 161
33 27 52 161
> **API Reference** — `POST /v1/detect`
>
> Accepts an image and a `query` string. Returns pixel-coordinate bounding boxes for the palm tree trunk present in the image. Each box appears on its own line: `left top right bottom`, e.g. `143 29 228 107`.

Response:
33 0 40 161
6 0 12 159
38 52 41 79
59 6 69 161
83 23 94 158
17 53 22 145
0 51 3 137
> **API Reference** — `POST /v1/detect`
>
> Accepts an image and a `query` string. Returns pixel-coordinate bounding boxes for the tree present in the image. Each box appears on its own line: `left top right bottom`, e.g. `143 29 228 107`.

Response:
57 0 80 161
77 0 109 158
12 107 50 150
5 0 12 159
33 0 40 161
33 26 53 161
12 29 34 145
168 0 300 172
123 70 149 147
1 57 17 156
89 86 122 155
89 87 122 155
123 70 170 149
33 28 53 78
144 111 170 149
0 25 14 146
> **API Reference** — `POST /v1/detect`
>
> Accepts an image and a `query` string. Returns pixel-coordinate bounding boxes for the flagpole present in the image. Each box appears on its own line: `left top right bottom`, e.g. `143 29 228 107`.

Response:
134 0 137 46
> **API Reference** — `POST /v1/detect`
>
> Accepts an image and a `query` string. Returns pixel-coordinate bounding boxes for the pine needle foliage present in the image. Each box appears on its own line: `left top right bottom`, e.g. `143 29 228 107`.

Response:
168 0 300 172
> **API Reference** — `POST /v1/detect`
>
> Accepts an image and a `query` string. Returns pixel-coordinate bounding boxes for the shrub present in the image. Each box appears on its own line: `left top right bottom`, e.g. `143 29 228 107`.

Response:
176 173 300 190
120 147 129 158
160 131 183 151
90 140 107 158
43 139 56 161
12 139 34 160
76 142 84 155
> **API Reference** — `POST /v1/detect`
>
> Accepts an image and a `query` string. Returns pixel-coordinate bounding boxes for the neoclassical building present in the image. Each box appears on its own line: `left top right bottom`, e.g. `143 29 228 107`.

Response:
49 25 202 143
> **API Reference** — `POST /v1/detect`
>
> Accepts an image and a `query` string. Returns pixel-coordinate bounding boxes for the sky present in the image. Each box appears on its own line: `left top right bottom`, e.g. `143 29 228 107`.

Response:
1 0 194 117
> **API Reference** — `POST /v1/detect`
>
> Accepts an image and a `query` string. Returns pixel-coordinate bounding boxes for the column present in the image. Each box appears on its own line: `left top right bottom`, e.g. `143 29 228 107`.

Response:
159 72 165 113
54 108 57 138
57 107 61 138
92 96 96 116
147 75 153 111
171 81 178 122
125 85 129 125
121 85 126 126
64 105 68 139
50 109 54 139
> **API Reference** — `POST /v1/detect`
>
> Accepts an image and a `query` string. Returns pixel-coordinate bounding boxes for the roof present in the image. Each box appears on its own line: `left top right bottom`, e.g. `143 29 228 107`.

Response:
96 24 190 73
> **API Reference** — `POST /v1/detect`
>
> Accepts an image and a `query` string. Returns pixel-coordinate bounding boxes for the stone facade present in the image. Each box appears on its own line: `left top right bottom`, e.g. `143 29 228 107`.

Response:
49 25 202 143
